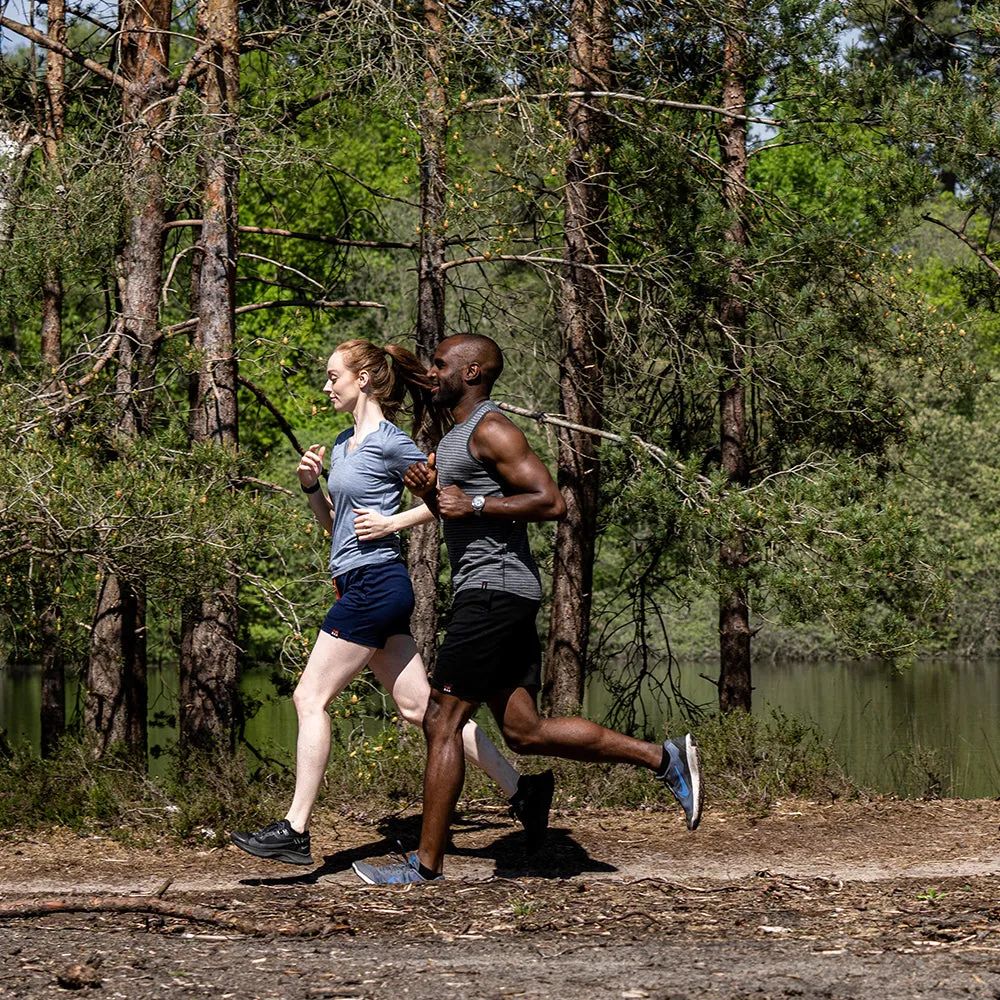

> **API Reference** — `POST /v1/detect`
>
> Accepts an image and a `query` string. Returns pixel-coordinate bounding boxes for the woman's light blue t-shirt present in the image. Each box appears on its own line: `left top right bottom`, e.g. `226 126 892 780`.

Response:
326 420 427 577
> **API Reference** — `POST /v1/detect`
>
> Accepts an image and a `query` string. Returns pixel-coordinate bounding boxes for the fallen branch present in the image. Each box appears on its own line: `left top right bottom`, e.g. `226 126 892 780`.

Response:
0 895 353 938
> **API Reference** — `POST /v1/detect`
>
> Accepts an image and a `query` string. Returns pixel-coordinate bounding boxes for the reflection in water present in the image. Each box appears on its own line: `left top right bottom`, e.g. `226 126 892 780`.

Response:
3 660 999 798
585 659 1000 799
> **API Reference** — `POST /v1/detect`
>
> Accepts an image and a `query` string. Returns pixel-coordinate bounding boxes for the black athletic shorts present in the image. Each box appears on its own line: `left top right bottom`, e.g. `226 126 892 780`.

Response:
431 588 542 704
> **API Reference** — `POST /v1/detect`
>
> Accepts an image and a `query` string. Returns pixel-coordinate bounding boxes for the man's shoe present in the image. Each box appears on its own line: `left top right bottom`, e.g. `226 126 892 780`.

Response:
352 853 442 885
230 819 314 865
655 734 703 831
508 769 554 854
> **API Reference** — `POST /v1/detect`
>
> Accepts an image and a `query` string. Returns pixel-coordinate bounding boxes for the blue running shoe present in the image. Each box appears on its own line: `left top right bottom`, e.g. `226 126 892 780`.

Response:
655 734 703 831
352 853 442 885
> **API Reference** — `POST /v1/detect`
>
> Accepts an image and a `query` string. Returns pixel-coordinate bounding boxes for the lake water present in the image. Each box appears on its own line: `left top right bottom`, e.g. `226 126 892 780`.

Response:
2 659 999 798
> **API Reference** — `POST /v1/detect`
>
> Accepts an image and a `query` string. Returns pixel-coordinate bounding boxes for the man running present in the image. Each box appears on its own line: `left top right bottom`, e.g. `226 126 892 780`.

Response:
353 334 702 884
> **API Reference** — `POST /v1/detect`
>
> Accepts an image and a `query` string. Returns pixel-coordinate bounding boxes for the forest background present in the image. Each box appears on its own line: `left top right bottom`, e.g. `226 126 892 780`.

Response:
2 0 1000 826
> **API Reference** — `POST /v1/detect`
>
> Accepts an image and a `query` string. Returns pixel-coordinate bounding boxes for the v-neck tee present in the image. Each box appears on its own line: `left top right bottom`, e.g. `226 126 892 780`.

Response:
325 421 427 576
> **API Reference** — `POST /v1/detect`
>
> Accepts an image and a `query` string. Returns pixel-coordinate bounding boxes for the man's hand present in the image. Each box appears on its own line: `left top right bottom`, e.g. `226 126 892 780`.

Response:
404 452 437 499
297 444 326 489
436 485 474 519
353 509 394 541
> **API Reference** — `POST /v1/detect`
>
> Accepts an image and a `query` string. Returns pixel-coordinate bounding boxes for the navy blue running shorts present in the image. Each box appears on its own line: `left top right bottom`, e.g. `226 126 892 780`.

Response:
431 588 542 703
321 561 414 649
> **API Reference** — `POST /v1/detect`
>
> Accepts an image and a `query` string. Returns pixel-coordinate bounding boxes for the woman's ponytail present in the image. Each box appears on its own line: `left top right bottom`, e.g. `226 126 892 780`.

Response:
335 339 448 445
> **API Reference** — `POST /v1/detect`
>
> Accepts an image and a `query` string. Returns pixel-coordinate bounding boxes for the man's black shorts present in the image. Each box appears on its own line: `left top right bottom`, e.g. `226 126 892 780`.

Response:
431 588 542 704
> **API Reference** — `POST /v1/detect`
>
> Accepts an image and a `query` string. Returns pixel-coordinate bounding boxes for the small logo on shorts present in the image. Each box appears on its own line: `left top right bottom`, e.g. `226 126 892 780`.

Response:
443 684 452 693
330 629 339 637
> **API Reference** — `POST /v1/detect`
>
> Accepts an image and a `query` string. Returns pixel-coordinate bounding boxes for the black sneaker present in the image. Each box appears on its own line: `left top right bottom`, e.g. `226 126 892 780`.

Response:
508 769 554 855
230 819 314 865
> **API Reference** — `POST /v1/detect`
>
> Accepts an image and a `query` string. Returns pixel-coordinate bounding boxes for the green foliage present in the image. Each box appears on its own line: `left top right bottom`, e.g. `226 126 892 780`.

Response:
694 709 852 811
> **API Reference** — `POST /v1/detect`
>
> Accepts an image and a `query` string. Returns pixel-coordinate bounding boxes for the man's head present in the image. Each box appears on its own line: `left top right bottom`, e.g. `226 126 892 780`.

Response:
429 334 504 409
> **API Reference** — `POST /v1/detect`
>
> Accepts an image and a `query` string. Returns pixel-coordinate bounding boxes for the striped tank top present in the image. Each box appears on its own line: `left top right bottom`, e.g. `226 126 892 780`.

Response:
435 400 542 600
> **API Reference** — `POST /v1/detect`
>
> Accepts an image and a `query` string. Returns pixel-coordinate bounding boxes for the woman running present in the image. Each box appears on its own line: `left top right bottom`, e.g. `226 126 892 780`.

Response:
230 339 552 865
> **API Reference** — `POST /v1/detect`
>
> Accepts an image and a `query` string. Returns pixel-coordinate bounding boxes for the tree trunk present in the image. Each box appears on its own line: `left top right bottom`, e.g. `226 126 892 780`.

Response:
38 2 66 753
717 0 752 713
39 0 65 369
407 0 448 670
85 572 147 754
542 0 611 717
84 0 171 759
179 0 240 751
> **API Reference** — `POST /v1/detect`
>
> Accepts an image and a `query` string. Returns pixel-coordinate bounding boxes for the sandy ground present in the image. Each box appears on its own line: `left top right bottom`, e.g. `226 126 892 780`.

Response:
1 797 999 999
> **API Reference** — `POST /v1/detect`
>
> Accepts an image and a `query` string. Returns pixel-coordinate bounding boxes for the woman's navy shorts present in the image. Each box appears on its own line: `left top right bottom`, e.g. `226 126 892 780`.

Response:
320 561 414 649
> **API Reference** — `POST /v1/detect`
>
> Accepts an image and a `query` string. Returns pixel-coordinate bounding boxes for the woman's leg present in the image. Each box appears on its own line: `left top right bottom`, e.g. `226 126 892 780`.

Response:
285 630 374 833
369 634 520 798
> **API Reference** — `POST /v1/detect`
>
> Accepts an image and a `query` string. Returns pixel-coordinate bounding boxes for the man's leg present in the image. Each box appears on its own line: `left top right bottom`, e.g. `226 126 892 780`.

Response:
369 635 519 798
488 686 661 768
416 688 479 873
488 686 702 830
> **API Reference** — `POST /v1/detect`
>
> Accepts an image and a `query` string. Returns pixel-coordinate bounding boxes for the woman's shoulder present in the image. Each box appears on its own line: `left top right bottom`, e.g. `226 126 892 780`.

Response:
378 421 426 462
379 419 413 441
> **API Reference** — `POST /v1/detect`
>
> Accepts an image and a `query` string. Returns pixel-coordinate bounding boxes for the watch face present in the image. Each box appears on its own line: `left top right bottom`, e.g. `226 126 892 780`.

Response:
473 495 485 512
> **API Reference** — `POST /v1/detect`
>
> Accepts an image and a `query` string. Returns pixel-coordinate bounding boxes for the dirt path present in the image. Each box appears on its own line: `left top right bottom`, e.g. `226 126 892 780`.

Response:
2 798 999 999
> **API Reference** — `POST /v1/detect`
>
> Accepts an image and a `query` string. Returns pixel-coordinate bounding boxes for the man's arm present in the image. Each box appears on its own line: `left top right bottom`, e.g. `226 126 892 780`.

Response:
403 455 441 518
436 412 565 522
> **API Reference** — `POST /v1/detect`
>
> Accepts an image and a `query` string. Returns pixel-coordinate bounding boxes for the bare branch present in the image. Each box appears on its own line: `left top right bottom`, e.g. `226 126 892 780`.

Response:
922 213 1000 282
0 14 130 91
163 220 416 250
236 375 307 457
156 297 387 341
458 90 780 126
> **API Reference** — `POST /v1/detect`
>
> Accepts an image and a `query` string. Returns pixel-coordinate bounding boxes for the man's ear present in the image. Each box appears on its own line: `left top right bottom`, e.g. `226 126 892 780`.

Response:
465 361 482 383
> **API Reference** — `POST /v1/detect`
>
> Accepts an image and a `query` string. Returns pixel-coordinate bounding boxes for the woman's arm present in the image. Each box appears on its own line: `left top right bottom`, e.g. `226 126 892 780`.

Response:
298 444 334 535
353 501 435 542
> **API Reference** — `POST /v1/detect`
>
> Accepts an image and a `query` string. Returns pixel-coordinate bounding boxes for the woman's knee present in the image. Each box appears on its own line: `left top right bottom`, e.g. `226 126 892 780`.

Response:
396 696 425 728
292 683 328 718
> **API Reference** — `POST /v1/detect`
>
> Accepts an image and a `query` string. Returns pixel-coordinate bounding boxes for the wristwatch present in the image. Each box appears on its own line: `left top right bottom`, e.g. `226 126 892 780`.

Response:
471 495 486 516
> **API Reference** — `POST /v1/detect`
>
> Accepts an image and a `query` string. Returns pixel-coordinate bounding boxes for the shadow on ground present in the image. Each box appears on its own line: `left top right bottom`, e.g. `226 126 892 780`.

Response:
238 809 616 885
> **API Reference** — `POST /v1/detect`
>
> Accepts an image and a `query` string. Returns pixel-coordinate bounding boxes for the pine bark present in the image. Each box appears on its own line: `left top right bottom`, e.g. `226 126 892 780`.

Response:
407 0 448 670
179 0 240 751
38 0 66 754
39 0 65 369
717 0 752 713
542 0 611 716
85 0 171 757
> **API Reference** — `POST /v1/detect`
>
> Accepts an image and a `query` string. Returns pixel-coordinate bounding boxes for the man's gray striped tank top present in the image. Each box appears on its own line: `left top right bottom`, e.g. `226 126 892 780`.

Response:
436 400 542 600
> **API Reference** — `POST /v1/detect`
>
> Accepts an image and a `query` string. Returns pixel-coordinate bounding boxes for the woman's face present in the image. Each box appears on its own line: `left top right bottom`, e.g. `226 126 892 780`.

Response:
323 351 364 412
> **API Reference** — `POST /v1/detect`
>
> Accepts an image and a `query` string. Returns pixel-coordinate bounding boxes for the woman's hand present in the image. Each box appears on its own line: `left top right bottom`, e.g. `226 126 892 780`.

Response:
353 508 394 541
297 444 326 488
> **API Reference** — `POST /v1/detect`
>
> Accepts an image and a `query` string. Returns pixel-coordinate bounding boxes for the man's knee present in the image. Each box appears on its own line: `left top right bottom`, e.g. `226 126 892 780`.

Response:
422 690 471 743
502 722 542 756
